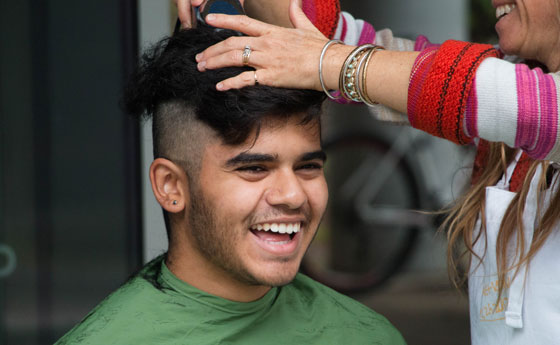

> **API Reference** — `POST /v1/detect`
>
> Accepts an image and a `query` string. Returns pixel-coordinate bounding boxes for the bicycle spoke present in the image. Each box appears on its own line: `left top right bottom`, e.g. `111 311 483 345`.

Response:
357 206 433 227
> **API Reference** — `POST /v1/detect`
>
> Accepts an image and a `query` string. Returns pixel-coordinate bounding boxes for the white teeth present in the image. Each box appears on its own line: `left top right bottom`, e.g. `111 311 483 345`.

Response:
496 3 515 19
250 222 301 234
265 240 290 245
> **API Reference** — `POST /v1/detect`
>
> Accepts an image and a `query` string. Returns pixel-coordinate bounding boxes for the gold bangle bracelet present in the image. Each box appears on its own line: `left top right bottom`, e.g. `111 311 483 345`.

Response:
360 45 385 105
356 47 372 103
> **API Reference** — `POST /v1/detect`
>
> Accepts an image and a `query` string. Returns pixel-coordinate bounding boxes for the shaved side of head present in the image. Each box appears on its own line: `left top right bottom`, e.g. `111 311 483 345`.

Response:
153 101 215 182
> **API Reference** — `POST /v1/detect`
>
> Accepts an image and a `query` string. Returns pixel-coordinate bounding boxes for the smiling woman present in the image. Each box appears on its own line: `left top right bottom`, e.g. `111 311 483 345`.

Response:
494 0 560 67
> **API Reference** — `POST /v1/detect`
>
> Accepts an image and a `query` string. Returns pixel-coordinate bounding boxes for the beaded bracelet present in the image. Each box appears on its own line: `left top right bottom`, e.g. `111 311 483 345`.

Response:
339 44 375 102
319 39 344 100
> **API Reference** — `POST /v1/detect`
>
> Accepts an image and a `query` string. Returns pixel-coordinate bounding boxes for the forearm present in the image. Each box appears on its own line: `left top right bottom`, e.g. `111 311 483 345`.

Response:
322 10 429 115
366 50 419 113
322 45 416 114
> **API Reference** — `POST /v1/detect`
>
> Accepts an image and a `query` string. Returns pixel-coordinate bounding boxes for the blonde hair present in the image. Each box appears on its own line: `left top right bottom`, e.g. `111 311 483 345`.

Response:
445 142 560 299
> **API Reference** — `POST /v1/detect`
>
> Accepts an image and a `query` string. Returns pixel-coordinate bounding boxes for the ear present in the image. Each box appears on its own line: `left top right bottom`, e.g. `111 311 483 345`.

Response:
149 158 189 212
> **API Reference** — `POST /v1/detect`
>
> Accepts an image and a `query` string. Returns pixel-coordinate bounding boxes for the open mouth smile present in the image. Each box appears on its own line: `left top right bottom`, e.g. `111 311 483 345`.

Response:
496 3 516 20
249 221 303 255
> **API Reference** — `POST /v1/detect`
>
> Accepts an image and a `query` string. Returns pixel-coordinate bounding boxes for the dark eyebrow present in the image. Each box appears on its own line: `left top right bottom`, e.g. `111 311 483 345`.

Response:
225 150 326 167
225 152 277 167
301 150 327 162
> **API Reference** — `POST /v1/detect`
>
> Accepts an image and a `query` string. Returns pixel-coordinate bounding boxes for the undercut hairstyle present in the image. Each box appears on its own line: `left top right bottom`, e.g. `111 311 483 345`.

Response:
123 24 325 175
122 24 325 238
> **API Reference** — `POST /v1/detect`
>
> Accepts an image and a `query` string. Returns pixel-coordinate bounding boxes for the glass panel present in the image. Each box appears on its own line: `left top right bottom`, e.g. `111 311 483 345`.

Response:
0 1 141 344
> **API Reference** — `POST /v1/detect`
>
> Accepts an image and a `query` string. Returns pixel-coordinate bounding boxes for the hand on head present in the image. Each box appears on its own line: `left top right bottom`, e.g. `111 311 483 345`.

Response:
195 0 333 91
175 0 247 28
175 0 206 28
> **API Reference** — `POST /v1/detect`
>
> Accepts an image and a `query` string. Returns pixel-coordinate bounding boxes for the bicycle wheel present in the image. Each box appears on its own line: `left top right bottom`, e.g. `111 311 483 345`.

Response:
301 133 422 293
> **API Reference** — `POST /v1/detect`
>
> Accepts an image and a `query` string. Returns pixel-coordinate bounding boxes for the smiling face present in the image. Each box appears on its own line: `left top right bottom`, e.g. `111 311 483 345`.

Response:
493 0 560 70
173 114 328 300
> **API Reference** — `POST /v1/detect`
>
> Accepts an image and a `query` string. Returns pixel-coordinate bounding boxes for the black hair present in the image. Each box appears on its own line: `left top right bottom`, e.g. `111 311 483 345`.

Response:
123 24 326 147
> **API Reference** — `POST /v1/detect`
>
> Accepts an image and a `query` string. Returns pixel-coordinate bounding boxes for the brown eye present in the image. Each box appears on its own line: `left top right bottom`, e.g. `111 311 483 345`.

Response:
236 165 267 173
296 162 324 179
297 162 323 171
235 165 269 181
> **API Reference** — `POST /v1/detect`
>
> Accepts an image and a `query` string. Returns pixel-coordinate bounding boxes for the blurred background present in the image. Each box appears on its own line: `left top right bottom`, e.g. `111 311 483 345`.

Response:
0 0 496 344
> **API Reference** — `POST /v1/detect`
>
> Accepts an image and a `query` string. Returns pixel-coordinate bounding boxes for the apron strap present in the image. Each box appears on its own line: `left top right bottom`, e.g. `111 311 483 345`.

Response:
505 268 527 328
509 152 534 192
471 143 532 192
504 164 542 328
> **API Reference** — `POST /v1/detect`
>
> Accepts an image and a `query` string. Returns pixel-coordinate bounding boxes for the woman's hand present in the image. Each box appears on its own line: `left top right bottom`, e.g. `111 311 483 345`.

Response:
195 0 346 91
175 0 248 28
174 0 206 28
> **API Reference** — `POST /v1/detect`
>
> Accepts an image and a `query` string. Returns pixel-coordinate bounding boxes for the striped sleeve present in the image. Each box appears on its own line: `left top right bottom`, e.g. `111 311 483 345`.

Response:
471 58 560 161
407 40 500 144
302 0 340 39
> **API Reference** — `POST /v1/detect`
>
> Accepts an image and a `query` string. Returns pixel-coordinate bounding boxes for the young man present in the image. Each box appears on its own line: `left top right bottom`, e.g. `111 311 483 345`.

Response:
55 26 406 344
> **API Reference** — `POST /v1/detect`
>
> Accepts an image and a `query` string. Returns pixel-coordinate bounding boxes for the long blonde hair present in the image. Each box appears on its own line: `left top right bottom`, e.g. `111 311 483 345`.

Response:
445 142 560 297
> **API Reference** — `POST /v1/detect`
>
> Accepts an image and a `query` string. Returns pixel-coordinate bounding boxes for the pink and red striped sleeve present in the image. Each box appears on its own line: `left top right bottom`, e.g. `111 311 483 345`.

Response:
407 40 500 144
409 41 560 162
472 58 560 161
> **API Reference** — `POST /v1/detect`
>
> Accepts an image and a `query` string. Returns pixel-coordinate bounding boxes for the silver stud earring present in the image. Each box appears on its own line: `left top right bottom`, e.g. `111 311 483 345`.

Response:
172 200 177 205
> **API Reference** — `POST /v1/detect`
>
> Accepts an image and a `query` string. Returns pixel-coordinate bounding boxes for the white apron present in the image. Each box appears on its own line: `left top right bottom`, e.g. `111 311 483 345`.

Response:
469 155 560 345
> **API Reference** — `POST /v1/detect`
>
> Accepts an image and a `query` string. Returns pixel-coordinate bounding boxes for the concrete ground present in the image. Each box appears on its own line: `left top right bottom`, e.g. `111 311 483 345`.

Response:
354 271 470 345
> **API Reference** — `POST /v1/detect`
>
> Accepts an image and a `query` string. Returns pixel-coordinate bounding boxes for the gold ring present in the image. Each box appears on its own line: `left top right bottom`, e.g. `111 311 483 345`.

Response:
242 45 252 66
254 70 259 85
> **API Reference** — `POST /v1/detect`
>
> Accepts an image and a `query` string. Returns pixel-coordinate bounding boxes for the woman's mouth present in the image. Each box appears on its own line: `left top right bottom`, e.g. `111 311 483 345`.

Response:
496 3 516 20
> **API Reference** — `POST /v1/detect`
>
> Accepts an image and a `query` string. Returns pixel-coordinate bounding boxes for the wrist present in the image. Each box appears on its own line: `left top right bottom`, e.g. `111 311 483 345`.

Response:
323 44 355 91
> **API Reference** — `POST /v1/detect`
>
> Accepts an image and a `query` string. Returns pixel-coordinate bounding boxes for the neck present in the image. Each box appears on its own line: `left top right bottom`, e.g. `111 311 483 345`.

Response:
545 56 560 73
541 34 560 72
166 242 271 303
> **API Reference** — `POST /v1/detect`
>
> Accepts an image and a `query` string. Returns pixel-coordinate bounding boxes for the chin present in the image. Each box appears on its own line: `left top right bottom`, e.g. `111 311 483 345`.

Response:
264 274 298 287
498 39 517 56
251 264 300 287
496 29 523 57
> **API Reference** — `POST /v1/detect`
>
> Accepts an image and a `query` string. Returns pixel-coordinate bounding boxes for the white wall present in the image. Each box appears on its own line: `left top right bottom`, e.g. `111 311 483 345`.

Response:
138 0 173 262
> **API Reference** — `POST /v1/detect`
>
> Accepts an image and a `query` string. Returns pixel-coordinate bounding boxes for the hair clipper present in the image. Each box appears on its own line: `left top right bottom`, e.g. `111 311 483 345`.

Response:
175 0 245 34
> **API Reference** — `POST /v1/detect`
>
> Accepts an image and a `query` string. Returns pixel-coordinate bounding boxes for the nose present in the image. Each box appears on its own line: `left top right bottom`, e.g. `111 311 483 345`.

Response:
266 169 307 210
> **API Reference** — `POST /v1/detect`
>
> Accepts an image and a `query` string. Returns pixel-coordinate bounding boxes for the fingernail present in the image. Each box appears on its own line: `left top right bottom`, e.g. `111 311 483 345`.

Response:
216 82 224 90
206 14 215 22
197 61 206 71
195 53 202 62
